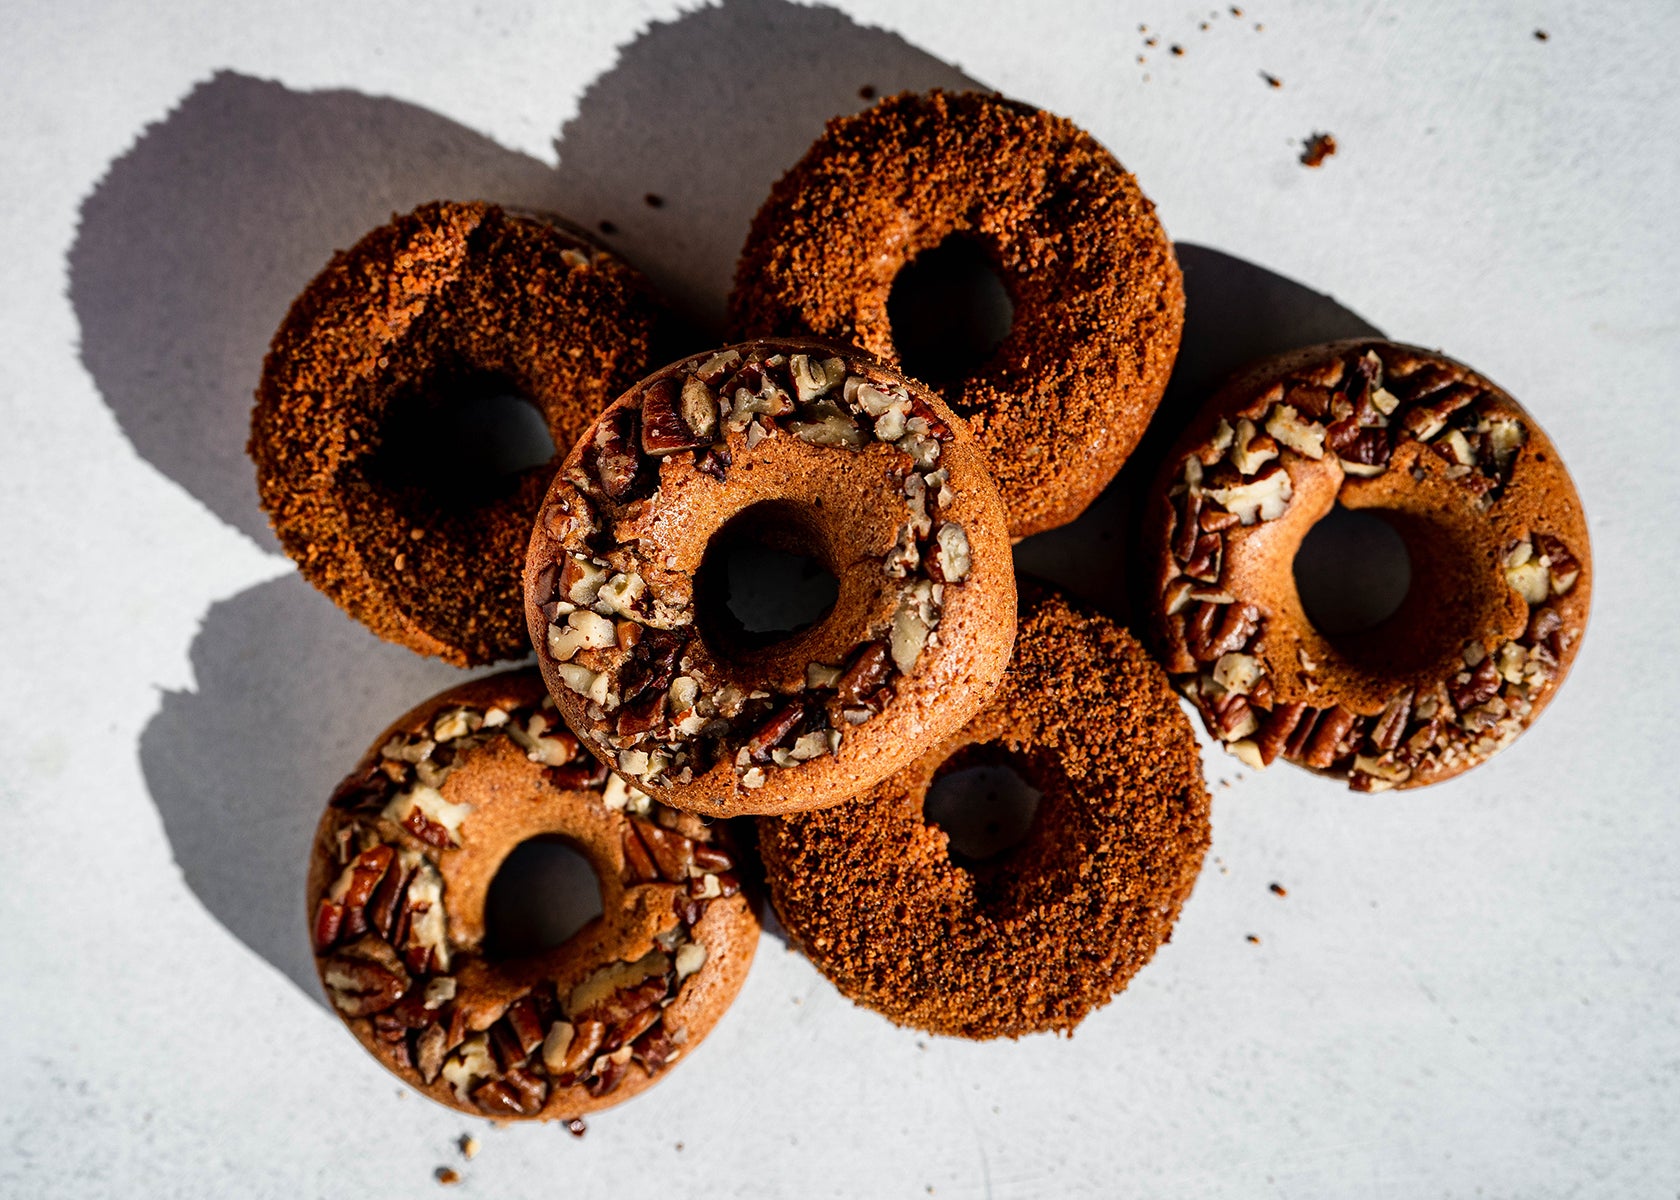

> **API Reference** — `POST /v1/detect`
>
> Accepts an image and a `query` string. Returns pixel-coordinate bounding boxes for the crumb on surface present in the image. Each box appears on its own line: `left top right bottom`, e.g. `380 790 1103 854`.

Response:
598 219 617 235
436 1167 460 1186
1261 71 1282 88
859 84 877 99
1246 934 1261 944
1300 131 1337 167
1171 43 1185 55
458 1134 479 1160
643 193 664 208
1534 28 1549 40
567 1118 587 1138
1269 882 1288 897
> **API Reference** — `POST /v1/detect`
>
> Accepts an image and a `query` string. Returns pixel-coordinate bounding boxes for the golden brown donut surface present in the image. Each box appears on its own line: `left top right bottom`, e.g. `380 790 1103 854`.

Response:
729 90 1185 539
308 671 757 1121
757 583 1211 1039
524 339 1016 817
252 201 661 665
1142 340 1591 791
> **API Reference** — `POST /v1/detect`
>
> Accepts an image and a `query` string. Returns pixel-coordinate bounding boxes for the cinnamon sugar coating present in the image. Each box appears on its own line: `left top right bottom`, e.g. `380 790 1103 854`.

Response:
251 201 661 665
757 583 1210 1038
729 90 1185 539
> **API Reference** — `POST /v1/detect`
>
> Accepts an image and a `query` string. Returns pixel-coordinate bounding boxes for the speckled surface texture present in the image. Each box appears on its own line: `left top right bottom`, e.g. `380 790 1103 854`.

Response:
4 1 1677 1196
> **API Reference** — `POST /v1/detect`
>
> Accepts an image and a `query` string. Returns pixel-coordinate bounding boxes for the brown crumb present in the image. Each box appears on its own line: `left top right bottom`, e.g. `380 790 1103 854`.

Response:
643 193 664 208
1533 29 1549 41
1255 22 1264 30
1138 54 1147 63
436 1167 460 1186
1199 21 1209 30
1138 22 1148 31
1171 43 1185 55
566 1118 587 1138
1145 35 1158 45
1246 934 1261 944
1269 882 1288 897
597 219 617 235
1231 4 1244 14
1300 132 1337 167
458 1134 479 1160
676 1142 685 1151
1261 71 1282 88
859 84 877 99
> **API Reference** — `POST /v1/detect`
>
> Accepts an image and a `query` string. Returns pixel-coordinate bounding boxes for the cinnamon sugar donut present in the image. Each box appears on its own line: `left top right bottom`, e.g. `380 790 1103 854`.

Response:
308 671 757 1120
729 90 1184 539
1142 340 1591 791
757 583 1210 1039
522 339 1016 817
252 201 661 665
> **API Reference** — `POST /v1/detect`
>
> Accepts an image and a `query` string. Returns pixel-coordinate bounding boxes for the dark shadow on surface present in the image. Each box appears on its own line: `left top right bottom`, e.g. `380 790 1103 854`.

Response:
1014 243 1385 623
69 1 979 549
69 73 561 547
111 1 979 997
142 575 476 1003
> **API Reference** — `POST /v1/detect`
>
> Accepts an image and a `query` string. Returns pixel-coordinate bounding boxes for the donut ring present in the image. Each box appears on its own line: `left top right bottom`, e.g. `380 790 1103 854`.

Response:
523 339 1016 817
1142 340 1592 791
252 201 662 665
307 670 757 1120
728 90 1185 539
757 583 1210 1038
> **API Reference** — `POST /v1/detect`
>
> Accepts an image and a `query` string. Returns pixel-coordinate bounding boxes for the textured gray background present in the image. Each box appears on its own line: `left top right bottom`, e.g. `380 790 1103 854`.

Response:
2 1 1676 1196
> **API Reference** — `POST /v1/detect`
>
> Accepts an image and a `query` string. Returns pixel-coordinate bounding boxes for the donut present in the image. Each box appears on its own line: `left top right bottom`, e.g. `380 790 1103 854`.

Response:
756 583 1210 1038
522 339 1016 817
1142 340 1591 791
308 670 757 1120
728 90 1184 539
252 200 662 665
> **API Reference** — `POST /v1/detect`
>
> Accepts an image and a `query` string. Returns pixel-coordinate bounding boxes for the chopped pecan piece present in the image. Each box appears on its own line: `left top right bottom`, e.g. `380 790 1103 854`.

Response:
634 820 695 881
1300 706 1358 768
834 642 892 707
590 408 644 500
1448 658 1502 711
1254 701 1309 765
641 377 712 455
604 1005 662 1053
556 1019 605 1079
1369 690 1414 752
586 1054 629 1098
415 1023 448 1084
696 445 731 481
745 702 805 762
621 823 662 883
313 899 345 951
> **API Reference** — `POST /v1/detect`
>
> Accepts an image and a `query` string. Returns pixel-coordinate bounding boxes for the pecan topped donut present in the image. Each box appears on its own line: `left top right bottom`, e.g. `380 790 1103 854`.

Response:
1142 341 1591 791
523 340 1016 817
730 90 1184 538
309 671 757 1120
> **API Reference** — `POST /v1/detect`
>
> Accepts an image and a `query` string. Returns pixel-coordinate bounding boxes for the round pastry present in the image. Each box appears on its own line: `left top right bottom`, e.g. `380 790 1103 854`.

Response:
252 200 662 665
523 339 1016 817
1142 340 1591 791
308 670 757 1120
756 582 1210 1039
728 89 1184 539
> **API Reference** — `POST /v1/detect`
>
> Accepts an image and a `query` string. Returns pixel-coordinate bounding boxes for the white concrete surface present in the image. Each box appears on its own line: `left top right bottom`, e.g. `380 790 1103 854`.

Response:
2 1 1676 1196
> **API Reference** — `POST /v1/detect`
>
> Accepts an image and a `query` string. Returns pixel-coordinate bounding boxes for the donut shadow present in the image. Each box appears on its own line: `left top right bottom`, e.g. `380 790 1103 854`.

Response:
67 1 980 549
1013 243 1385 624
140 574 476 1003
67 72 562 548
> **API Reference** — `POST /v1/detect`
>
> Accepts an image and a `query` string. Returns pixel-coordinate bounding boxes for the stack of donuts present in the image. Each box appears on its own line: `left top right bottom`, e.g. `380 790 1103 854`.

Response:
252 90 1591 1121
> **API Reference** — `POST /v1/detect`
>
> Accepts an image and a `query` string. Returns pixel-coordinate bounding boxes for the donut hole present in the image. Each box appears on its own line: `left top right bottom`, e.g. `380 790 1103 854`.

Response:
886 235 1014 387
695 502 839 652
372 368 556 508
924 744 1043 868
482 836 604 961
1293 506 1412 637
